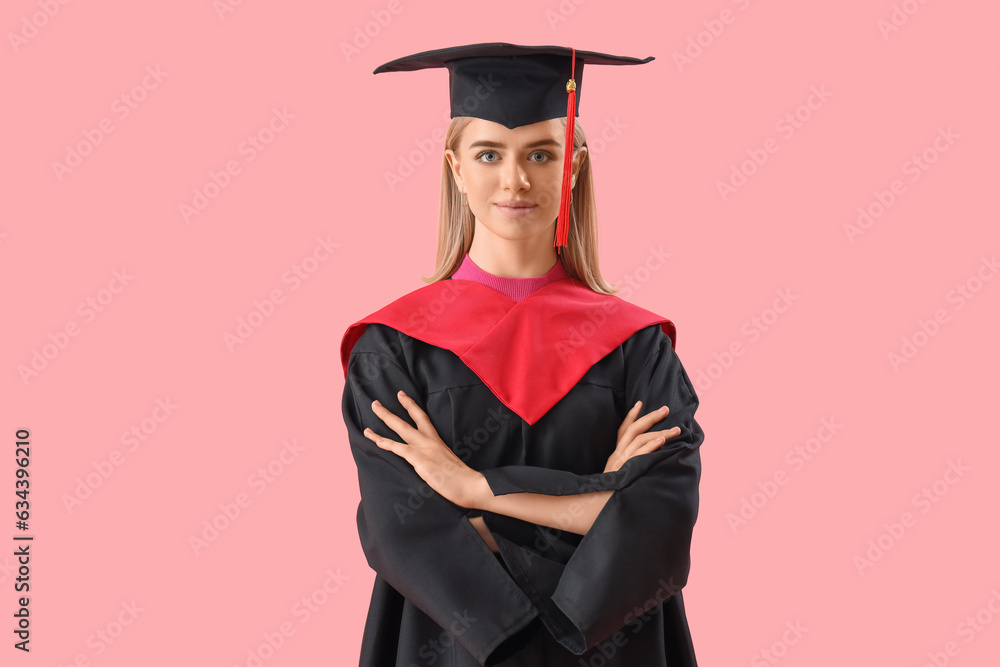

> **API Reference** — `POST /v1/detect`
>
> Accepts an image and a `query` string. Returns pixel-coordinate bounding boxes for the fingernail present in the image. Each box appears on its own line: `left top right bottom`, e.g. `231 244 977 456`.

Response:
372 400 381 407
634 400 641 409
659 405 668 412
398 390 407 397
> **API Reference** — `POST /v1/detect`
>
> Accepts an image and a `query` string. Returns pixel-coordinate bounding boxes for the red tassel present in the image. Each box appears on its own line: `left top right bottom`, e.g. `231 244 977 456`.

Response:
555 48 577 254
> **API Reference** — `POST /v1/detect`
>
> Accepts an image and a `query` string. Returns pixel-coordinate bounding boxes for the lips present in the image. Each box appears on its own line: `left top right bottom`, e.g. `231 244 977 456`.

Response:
495 200 538 219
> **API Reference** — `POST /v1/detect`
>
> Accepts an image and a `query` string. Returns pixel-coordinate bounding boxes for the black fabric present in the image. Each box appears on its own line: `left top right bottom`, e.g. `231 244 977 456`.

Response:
343 321 702 666
372 42 654 129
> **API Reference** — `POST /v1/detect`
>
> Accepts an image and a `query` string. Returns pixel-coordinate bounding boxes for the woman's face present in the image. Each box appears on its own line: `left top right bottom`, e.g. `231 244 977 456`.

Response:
445 117 587 246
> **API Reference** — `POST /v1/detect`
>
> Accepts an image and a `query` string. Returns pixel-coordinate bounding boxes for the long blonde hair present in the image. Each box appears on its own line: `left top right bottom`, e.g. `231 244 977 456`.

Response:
420 116 618 294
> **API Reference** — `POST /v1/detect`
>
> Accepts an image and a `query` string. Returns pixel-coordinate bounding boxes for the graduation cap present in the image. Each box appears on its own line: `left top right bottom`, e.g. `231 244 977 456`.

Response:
373 42 654 252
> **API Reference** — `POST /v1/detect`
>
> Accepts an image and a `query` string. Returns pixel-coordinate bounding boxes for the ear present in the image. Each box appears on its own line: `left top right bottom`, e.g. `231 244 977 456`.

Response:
444 148 465 191
570 145 588 187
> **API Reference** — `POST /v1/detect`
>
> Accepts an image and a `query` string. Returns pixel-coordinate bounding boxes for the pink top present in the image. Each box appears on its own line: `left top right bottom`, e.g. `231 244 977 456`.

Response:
451 253 568 302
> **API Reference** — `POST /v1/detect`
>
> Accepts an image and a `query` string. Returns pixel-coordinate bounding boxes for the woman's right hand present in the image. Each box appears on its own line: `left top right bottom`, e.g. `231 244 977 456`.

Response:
603 400 681 473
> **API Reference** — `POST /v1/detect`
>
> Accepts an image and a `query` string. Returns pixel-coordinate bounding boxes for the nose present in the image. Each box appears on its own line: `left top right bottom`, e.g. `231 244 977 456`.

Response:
500 158 530 193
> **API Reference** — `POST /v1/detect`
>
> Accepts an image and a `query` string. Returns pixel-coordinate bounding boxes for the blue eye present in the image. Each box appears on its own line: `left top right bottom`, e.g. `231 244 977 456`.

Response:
475 150 553 164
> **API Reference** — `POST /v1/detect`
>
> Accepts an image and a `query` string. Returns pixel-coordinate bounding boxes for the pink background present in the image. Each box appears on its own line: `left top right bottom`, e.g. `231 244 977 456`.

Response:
3 1 998 665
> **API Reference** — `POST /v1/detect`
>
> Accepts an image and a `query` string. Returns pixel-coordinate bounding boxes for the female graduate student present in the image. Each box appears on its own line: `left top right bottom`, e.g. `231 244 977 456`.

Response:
340 43 704 666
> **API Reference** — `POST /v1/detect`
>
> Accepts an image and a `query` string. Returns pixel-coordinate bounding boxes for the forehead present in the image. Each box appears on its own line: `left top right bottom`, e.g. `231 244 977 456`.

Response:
460 117 564 148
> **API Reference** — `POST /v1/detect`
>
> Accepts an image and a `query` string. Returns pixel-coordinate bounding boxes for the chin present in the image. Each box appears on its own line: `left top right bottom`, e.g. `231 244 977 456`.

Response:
488 217 553 239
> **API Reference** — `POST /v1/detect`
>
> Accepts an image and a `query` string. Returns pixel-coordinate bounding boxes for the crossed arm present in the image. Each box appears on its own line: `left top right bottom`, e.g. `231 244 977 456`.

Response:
363 390 682 542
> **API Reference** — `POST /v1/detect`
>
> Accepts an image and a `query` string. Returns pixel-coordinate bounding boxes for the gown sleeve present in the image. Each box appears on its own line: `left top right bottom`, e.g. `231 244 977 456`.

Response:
343 324 539 665
477 324 703 655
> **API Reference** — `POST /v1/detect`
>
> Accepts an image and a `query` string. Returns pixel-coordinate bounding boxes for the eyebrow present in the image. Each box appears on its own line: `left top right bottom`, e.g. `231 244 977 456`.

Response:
468 139 561 150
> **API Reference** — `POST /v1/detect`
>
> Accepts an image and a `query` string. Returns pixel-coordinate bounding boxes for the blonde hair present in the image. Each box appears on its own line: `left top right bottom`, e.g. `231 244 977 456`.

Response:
420 116 618 294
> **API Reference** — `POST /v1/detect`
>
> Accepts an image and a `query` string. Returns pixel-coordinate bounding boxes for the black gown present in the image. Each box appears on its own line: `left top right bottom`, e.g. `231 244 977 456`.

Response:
341 276 704 666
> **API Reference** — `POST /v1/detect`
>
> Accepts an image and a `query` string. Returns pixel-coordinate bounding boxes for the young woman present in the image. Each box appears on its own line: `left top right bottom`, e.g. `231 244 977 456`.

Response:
340 43 704 666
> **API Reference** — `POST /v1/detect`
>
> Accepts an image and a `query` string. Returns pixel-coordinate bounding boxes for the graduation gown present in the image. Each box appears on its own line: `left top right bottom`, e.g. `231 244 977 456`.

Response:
340 274 703 666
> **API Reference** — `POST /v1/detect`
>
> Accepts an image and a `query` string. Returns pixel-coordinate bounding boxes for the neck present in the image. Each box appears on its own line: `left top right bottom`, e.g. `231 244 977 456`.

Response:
467 230 559 278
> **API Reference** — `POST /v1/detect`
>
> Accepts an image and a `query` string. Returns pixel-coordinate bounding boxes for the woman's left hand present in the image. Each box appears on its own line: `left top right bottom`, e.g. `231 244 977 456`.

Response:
364 390 488 510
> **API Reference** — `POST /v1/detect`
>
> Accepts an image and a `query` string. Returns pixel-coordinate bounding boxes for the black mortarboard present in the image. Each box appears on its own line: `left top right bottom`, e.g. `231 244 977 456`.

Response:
373 42 654 251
